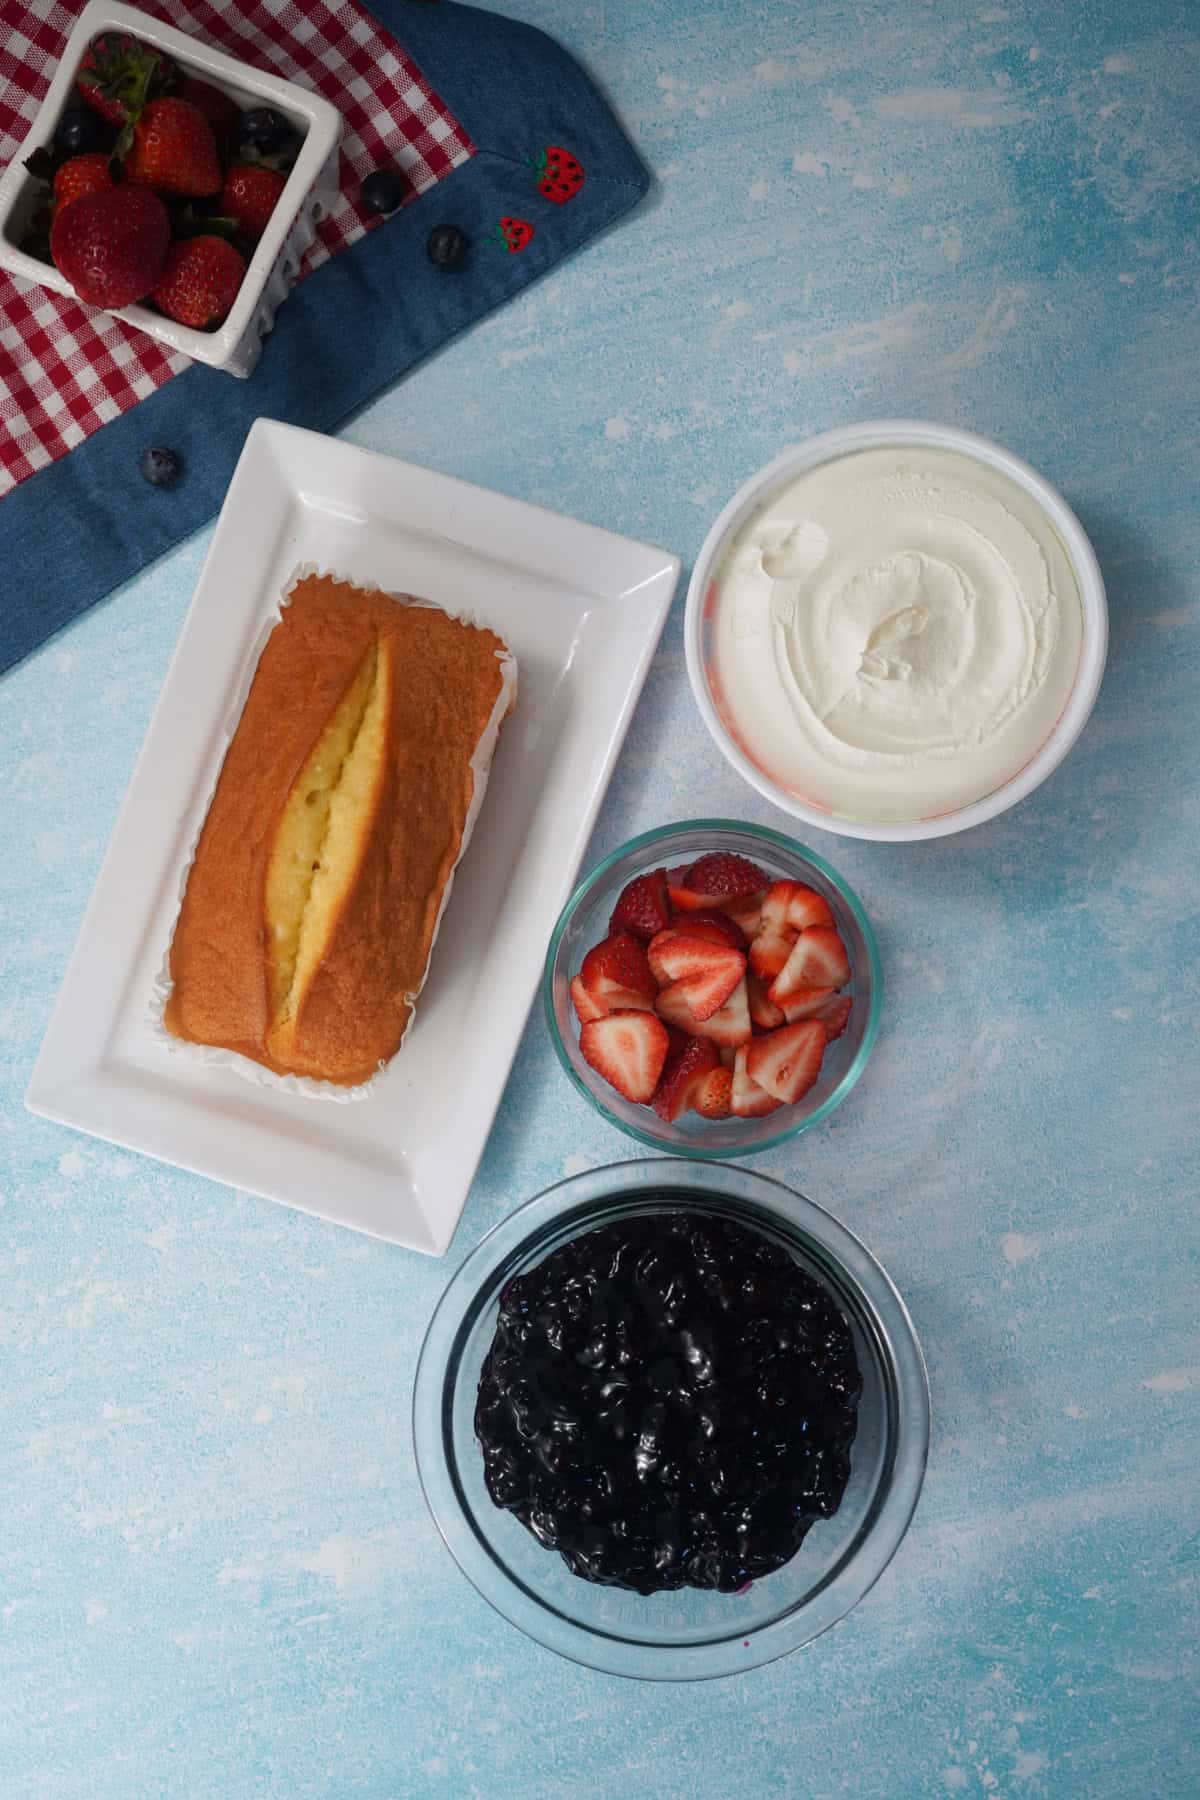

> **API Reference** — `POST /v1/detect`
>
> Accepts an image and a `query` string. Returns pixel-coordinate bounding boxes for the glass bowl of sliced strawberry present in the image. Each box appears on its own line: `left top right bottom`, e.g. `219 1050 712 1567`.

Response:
543 820 882 1155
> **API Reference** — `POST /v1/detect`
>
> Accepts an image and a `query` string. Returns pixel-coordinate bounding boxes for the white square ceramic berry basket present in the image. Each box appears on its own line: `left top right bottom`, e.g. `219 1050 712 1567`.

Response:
0 0 341 376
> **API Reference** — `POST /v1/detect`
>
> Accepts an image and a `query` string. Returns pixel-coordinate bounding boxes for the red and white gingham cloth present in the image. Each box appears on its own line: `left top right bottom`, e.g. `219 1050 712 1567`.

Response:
0 0 475 495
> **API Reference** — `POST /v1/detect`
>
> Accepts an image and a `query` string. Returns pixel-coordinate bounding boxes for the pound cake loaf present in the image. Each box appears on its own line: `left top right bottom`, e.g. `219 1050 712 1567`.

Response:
164 573 516 1086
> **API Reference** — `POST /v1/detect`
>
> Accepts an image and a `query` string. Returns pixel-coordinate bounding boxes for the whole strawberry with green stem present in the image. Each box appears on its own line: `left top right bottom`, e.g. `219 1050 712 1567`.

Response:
77 32 171 127
119 97 221 198
533 145 585 205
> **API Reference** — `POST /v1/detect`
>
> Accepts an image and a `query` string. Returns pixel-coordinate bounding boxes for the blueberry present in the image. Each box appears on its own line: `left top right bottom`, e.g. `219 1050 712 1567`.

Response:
426 224 467 270
360 168 405 216
237 107 289 154
141 447 183 488
55 106 103 155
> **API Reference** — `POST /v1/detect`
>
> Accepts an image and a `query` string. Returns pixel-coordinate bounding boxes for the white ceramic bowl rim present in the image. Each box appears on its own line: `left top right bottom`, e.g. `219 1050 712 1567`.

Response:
684 419 1109 844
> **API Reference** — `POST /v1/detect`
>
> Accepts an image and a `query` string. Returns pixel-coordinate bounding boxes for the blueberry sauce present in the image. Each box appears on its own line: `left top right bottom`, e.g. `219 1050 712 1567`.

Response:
474 1207 861 1595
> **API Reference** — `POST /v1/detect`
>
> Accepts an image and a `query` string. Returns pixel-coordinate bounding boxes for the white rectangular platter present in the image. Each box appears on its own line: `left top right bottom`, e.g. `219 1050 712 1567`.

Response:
26 420 679 1254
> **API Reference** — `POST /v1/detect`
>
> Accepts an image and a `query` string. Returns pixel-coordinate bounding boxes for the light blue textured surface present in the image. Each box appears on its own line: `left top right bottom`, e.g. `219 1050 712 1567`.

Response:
2 1 1197 1795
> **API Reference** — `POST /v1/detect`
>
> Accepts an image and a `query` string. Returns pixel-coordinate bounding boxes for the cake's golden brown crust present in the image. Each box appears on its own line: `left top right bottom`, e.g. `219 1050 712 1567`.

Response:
165 574 511 1085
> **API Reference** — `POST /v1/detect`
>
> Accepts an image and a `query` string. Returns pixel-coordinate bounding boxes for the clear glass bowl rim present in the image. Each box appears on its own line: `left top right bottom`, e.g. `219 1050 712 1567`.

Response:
541 819 884 1156
412 1158 931 1681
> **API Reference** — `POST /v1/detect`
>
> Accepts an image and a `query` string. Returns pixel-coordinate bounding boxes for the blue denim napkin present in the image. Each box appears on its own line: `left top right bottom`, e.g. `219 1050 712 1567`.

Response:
0 0 647 675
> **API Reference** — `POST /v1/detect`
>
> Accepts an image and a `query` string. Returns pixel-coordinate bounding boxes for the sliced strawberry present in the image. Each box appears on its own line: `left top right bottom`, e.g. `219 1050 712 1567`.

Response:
650 937 745 1021
745 1021 827 1105
580 1011 669 1104
570 974 607 1024
667 879 722 913
612 987 656 1012
727 898 764 939
580 930 658 1008
788 887 835 931
814 993 853 1041
761 880 835 934
653 982 705 1036
769 925 851 1002
647 928 679 987
692 1066 733 1119
757 881 793 935
684 851 768 902
609 867 671 940
749 927 796 985
652 1034 720 1121
746 970 785 1032
655 977 752 1048
666 909 746 948
778 985 835 1023
718 1044 738 1070
649 919 745 985
732 1044 783 1117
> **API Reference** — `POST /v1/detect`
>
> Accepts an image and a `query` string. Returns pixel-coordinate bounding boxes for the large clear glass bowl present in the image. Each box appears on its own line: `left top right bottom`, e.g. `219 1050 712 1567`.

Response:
413 1160 929 1681
542 820 882 1156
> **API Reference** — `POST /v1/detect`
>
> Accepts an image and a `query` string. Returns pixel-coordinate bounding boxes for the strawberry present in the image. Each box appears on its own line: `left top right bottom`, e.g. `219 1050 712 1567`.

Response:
176 76 240 154
652 1035 720 1122
746 969 785 1032
692 1066 733 1120
745 1021 827 1105
609 867 670 940
655 977 752 1048
580 1011 669 1104
579 931 658 1010
790 887 835 930
52 154 113 212
666 879 720 913
760 880 834 934
534 145 585 205
219 162 287 246
814 993 853 1041
647 936 744 1021
684 851 768 903
122 98 221 198
665 866 738 914
718 1044 738 1070
150 235 245 329
665 910 746 948
732 1045 783 1118
768 925 851 1003
778 986 835 1024
727 898 763 939
495 216 534 253
50 183 169 309
748 927 796 985
647 922 743 983
570 974 607 1024
646 928 681 987
77 33 171 128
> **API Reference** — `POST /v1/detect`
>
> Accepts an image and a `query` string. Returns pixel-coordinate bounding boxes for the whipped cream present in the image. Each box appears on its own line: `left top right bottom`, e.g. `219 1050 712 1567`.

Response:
709 446 1084 822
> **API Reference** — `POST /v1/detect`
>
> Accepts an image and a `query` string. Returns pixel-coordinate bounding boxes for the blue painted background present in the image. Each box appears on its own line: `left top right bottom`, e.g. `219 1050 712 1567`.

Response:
2 1 1197 1795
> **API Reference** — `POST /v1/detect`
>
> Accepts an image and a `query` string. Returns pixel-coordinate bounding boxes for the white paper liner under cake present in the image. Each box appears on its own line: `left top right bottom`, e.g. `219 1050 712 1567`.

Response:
149 564 519 1103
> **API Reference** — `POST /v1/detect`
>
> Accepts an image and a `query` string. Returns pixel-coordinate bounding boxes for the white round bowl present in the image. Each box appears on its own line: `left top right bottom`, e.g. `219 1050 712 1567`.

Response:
684 420 1108 843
